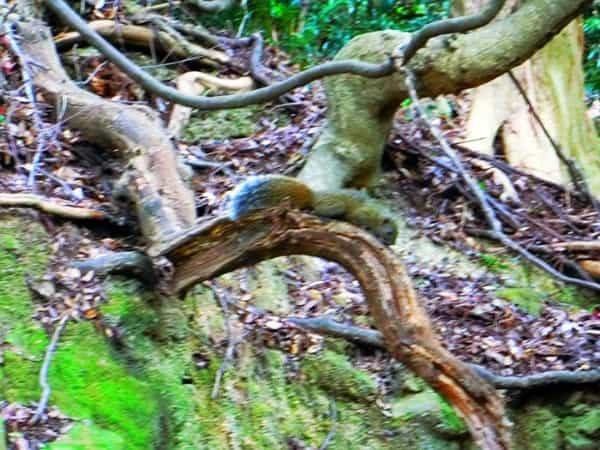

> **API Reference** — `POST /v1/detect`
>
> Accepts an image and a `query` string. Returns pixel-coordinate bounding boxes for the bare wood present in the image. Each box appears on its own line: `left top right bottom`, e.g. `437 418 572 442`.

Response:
188 0 235 13
54 20 229 65
19 20 196 242
152 209 510 450
0 193 105 220
168 72 254 138
580 260 600 278
546 241 600 252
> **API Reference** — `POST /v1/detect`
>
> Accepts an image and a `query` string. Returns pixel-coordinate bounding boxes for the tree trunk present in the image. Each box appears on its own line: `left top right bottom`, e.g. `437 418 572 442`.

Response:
458 1 600 194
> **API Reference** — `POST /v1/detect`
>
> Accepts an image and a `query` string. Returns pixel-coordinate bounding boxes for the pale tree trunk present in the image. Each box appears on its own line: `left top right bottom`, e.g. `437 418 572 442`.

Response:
457 0 600 195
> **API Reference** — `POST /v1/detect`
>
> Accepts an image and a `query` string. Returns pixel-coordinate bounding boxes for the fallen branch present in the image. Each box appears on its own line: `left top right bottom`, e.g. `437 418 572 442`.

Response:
544 241 600 252
54 20 229 66
0 193 106 220
29 315 70 424
287 317 600 390
152 210 511 450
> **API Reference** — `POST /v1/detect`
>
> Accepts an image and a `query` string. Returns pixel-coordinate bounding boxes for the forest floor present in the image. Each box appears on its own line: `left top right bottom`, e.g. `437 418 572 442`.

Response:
1 13 599 449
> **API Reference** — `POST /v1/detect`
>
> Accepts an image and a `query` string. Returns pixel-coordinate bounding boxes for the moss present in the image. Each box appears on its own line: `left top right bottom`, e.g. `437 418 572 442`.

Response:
490 251 595 312
496 287 545 315
183 106 289 141
561 408 600 450
46 423 125 450
246 259 292 313
301 350 376 402
0 216 53 403
513 406 562 450
0 218 161 449
48 322 160 449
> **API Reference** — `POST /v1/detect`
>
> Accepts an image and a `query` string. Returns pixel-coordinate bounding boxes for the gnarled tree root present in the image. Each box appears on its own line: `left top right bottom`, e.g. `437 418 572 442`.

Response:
151 209 511 450
168 72 255 139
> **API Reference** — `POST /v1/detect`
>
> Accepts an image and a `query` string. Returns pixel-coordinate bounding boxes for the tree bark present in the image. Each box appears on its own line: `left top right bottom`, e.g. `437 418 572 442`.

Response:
459 2 600 194
19 20 196 243
151 209 511 450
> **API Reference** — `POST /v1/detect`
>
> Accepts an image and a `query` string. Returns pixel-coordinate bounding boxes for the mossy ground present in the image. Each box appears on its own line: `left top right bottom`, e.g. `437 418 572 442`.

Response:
0 216 160 450
1 214 598 449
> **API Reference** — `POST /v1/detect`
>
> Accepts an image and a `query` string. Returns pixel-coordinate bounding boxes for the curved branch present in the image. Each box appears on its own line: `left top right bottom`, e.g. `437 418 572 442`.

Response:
151 210 510 450
45 0 394 110
400 0 506 64
45 0 587 110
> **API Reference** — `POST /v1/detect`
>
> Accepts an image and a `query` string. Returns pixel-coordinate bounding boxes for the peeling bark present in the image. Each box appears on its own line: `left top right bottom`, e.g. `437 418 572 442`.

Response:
151 209 511 450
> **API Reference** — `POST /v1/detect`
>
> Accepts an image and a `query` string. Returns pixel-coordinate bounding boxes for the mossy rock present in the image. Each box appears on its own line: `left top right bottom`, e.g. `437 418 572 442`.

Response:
183 106 290 141
561 408 600 450
513 405 562 450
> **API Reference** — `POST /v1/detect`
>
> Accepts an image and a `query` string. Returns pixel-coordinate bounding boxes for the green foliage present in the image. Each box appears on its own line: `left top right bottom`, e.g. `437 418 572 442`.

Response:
478 254 509 272
209 0 449 64
584 10 600 95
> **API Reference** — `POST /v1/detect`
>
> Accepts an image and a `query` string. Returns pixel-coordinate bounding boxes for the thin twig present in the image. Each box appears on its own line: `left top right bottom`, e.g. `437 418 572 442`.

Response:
211 287 241 399
287 317 600 389
29 315 70 424
319 399 337 450
4 20 50 188
403 68 600 292
0 193 106 220
400 0 505 64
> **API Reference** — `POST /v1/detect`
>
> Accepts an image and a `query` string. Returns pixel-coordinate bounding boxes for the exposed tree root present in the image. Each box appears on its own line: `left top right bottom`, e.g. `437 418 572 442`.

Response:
188 0 235 14
286 317 600 390
0 193 106 220
579 260 600 279
151 210 511 450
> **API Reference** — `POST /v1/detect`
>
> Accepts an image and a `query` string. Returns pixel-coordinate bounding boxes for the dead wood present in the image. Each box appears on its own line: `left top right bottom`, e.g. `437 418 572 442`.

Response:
168 72 254 139
0 193 106 220
151 209 510 450
54 20 229 66
18 19 196 243
579 260 600 279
